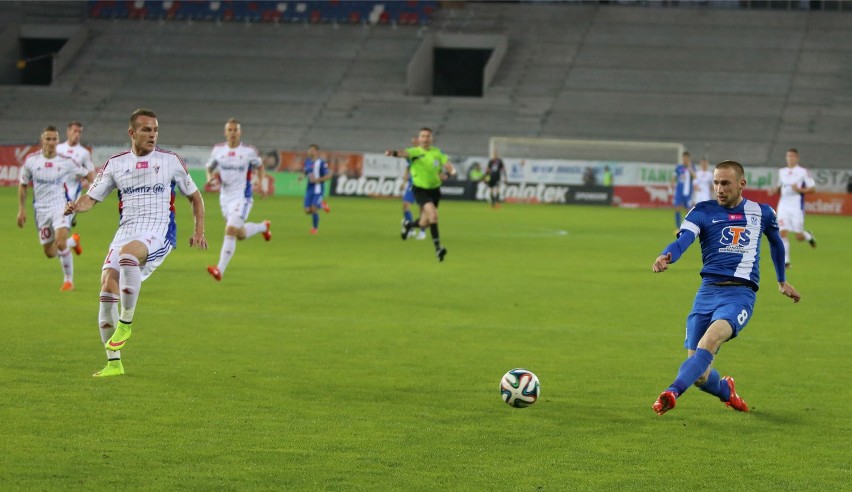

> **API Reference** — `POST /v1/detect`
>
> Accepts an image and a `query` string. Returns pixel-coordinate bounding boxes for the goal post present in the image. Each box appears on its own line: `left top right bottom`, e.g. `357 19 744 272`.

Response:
489 137 684 164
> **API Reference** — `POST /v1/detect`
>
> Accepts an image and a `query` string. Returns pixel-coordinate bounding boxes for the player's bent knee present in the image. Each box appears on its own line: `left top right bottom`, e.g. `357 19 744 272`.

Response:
694 375 708 387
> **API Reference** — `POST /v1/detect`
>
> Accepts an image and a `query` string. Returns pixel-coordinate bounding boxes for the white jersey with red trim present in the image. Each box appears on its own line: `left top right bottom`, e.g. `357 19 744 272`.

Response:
777 165 815 212
56 142 95 173
19 151 87 213
205 142 261 203
57 141 96 200
87 147 198 247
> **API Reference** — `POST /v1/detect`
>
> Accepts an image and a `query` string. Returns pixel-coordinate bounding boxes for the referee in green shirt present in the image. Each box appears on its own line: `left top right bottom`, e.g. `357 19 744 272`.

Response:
386 127 457 261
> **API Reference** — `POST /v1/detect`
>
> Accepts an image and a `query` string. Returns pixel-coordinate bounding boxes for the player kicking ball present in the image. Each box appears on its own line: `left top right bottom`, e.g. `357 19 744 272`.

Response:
651 160 801 415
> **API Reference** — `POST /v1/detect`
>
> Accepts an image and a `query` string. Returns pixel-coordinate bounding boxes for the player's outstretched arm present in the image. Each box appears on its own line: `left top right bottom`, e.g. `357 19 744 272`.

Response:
778 281 801 303
187 190 207 250
386 149 410 159
652 230 695 272
65 194 97 216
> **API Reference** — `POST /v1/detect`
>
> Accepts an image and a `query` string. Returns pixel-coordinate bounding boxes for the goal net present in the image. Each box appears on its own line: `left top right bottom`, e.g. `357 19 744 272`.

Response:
489 137 684 164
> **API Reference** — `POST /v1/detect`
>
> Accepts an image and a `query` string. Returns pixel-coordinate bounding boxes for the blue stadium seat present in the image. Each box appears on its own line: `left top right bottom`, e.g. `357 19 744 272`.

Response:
88 0 438 24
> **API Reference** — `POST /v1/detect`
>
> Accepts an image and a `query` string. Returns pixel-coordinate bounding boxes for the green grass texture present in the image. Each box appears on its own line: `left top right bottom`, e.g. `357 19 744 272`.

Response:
1 187 850 490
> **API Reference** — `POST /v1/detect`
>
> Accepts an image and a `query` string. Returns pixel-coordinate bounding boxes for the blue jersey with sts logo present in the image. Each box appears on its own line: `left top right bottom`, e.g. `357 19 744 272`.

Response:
679 198 779 291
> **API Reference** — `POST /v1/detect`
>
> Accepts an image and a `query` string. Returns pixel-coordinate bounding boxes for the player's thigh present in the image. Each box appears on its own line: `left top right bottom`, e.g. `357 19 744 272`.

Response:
684 311 713 350
402 188 415 204
34 209 59 245
103 233 164 271
223 198 251 229
709 288 755 340
304 190 319 209
777 207 804 232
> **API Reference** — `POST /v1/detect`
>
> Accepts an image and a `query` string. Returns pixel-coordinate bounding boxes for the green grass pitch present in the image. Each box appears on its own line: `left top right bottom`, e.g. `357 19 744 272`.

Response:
1 187 849 490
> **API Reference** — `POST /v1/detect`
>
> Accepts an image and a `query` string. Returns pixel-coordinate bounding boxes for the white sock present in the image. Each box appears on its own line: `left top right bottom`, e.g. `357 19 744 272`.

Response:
782 237 790 264
99 292 120 359
119 254 141 322
66 236 77 249
58 248 73 282
803 231 813 241
218 235 237 274
244 222 265 239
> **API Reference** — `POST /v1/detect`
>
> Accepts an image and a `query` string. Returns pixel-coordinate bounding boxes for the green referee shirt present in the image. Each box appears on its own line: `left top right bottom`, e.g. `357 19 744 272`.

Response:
406 146 448 189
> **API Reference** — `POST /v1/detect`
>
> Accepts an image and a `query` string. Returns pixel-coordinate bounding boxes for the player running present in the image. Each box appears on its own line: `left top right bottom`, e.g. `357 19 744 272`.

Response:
298 144 331 234
205 118 271 282
65 109 207 377
670 151 695 231
768 148 817 268
386 127 457 261
18 126 94 291
651 160 800 416
57 121 96 227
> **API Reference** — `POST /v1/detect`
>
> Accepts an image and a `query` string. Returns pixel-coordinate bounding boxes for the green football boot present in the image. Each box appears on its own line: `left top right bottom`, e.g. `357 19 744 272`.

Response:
105 321 132 351
93 360 125 377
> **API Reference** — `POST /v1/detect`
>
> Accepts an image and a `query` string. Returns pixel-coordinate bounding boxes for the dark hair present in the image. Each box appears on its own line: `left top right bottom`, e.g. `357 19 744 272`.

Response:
420 127 433 134
43 125 58 133
716 160 745 180
67 121 83 128
787 148 799 155
129 108 157 129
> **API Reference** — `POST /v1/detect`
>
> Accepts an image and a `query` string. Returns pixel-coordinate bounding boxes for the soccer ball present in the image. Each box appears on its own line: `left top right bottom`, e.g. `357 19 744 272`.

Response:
500 368 540 408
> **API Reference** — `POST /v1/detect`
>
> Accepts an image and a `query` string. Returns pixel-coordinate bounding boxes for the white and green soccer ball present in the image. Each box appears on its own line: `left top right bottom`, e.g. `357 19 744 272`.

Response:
500 368 540 408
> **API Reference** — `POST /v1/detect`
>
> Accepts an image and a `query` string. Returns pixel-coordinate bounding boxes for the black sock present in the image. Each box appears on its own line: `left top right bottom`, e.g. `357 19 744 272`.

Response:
430 224 441 250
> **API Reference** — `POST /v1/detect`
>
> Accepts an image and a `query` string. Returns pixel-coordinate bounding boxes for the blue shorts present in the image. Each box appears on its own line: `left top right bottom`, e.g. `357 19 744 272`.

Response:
683 284 756 350
402 184 415 204
673 192 692 208
304 189 324 209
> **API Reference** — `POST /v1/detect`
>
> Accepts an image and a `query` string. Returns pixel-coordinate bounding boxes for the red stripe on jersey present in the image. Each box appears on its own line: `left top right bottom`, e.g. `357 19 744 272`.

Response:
103 151 132 172
155 147 189 173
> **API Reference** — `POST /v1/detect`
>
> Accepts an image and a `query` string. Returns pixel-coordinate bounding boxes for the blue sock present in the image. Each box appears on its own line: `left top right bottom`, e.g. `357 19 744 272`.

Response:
312 213 319 229
697 368 730 401
404 210 413 222
668 348 714 396
675 210 682 227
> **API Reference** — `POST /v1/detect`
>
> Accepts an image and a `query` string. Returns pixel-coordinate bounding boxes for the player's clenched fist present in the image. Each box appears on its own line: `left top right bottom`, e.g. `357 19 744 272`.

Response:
652 252 672 273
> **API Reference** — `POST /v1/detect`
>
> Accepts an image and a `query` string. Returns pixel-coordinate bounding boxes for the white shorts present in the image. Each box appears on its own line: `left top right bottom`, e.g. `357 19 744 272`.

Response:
777 207 805 233
102 232 173 282
34 207 70 245
220 197 253 228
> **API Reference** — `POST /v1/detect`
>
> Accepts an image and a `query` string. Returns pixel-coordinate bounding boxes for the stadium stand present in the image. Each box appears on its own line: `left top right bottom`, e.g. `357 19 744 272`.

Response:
1 1 851 169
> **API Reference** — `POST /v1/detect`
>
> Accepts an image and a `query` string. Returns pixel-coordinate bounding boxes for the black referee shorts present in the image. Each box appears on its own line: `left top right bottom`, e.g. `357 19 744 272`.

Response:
412 186 441 208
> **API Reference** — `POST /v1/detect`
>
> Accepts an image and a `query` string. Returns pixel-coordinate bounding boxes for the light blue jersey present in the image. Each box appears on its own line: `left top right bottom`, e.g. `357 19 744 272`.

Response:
678 198 780 291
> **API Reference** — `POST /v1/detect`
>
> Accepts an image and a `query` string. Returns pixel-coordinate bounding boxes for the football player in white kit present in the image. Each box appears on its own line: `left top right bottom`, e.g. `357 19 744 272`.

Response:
205 118 271 282
18 125 94 291
693 157 714 204
65 109 207 377
768 148 816 268
57 121 95 227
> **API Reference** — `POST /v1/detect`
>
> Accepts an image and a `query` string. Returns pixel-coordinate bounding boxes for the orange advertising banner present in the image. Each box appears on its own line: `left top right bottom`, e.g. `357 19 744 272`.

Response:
274 150 363 177
804 192 852 216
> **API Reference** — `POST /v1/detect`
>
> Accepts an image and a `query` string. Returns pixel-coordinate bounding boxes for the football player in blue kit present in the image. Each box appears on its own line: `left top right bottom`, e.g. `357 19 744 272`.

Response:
651 160 801 416
671 152 695 231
